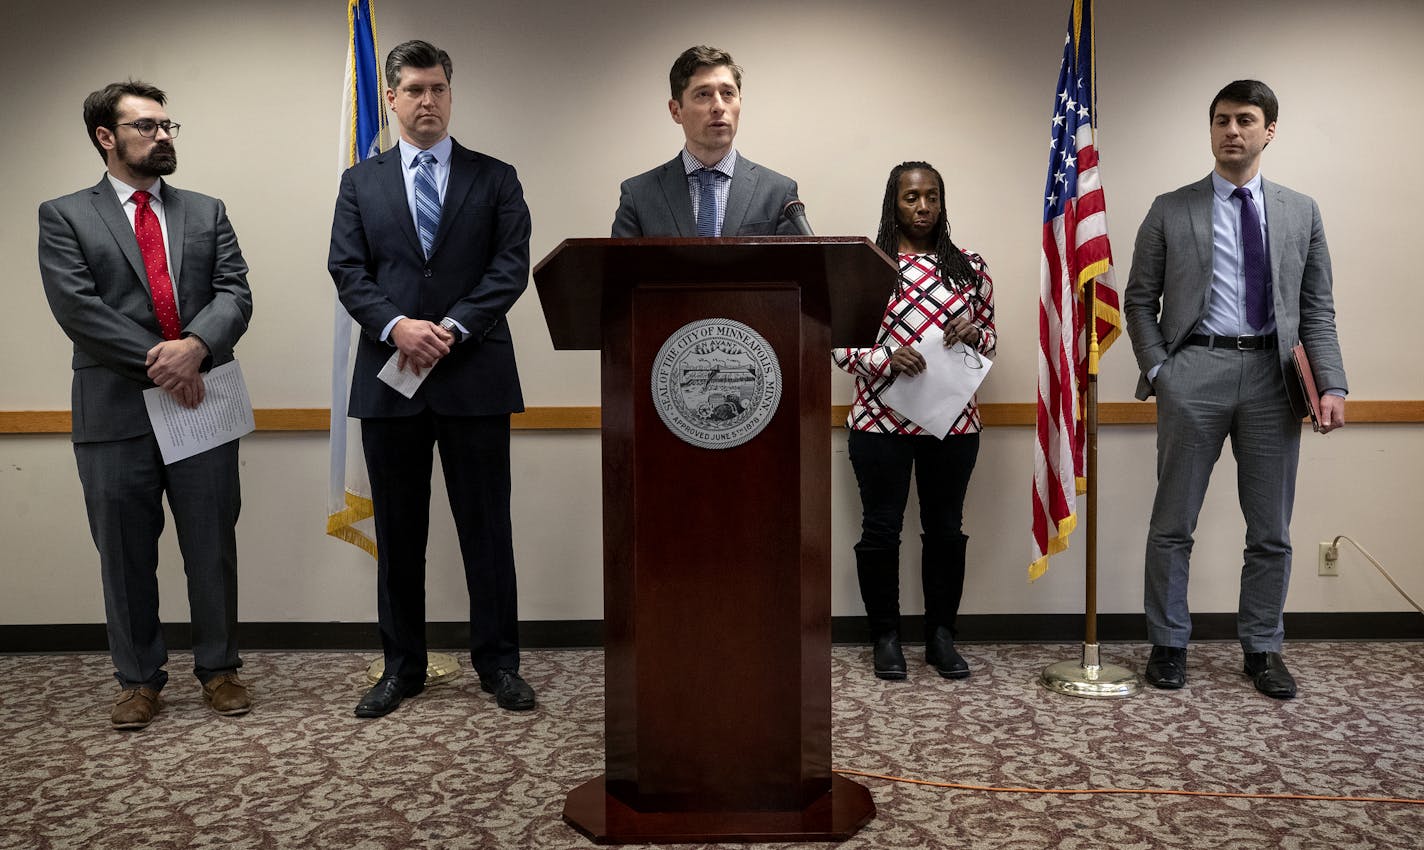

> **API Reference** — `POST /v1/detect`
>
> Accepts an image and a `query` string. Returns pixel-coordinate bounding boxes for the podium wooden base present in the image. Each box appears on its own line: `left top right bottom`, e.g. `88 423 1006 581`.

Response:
562 774 876 844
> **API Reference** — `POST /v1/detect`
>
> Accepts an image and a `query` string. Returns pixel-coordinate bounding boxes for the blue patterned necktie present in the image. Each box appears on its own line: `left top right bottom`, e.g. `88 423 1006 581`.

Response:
695 168 718 237
1232 186 1271 330
413 151 441 258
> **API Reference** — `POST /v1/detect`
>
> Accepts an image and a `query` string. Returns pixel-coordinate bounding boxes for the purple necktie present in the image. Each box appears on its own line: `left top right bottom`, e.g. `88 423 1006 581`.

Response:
1233 186 1271 331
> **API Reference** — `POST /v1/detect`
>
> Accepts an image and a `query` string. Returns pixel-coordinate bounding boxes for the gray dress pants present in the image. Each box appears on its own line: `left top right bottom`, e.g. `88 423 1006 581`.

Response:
1143 344 1300 652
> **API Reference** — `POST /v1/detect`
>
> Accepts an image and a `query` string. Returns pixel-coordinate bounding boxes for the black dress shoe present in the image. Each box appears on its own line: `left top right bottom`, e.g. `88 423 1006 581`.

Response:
924 626 970 679
354 675 424 718
872 632 907 680
1243 651 1297 699
479 669 536 711
1144 645 1187 689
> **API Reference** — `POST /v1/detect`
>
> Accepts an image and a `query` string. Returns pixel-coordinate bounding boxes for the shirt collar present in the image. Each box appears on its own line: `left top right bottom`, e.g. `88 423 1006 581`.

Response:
399 136 454 168
107 173 165 204
1212 170 1263 201
682 148 737 179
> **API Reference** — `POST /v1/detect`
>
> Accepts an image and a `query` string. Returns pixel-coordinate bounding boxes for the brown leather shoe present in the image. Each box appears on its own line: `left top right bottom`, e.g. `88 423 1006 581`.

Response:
202 673 252 716
111 687 161 730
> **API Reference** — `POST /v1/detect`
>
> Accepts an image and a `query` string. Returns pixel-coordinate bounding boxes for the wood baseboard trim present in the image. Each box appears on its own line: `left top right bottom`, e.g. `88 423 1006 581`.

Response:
3 400 1420 434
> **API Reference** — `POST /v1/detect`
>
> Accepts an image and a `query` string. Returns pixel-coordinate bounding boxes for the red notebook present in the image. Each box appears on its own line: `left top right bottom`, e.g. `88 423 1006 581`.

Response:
1291 343 1322 432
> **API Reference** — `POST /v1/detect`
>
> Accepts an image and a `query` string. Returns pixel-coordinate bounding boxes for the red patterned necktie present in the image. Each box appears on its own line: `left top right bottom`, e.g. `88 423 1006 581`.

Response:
131 190 182 340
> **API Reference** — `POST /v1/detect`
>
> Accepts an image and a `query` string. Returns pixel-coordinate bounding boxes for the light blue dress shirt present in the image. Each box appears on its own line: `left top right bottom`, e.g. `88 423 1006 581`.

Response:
1198 171 1272 337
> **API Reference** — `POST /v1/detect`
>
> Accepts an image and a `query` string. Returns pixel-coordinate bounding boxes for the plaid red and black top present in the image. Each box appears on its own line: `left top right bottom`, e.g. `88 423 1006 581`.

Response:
833 251 996 435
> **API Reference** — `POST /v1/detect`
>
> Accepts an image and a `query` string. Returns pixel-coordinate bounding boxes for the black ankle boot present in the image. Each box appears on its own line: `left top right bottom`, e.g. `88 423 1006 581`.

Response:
925 625 969 679
872 631 907 680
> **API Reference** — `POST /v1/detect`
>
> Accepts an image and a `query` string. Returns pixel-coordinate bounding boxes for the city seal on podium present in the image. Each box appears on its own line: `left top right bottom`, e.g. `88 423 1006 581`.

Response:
651 318 783 450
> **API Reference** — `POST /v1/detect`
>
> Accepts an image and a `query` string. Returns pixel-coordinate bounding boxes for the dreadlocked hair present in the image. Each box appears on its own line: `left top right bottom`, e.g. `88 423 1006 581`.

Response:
874 161 979 292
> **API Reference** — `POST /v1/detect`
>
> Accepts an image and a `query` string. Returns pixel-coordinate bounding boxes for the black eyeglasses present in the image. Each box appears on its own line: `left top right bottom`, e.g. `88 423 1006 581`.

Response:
117 119 181 139
957 345 986 371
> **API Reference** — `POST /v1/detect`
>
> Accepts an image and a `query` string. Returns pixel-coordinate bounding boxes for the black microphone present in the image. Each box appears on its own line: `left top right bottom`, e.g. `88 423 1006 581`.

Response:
782 200 814 236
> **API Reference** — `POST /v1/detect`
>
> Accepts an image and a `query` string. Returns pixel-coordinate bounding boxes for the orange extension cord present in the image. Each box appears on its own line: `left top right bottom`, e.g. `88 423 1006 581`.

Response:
834 768 1424 806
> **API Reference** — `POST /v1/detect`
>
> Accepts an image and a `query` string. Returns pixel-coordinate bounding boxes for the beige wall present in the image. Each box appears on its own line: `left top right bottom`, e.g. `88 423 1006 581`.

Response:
3 0 1421 627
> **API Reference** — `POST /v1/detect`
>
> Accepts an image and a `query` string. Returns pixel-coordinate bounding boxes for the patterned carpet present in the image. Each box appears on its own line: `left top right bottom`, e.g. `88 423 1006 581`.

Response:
1 642 1421 849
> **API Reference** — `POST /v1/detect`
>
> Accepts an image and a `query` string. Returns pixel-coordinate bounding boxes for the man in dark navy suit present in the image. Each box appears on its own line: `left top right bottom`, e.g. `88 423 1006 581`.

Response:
328 40 534 716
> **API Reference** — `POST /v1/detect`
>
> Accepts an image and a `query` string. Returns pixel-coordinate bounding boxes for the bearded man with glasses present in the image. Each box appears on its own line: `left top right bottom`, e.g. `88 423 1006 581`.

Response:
38 80 254 730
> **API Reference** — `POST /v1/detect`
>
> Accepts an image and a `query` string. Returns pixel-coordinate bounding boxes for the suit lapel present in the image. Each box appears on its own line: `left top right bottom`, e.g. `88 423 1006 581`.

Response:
1186 175 1214 272
432 141 476 257
88 179 148 285
159 182 186 303
721 156 758 236
657 157 696 237
1262 177 1285 287
376 148 424 257
1185 176 1216 317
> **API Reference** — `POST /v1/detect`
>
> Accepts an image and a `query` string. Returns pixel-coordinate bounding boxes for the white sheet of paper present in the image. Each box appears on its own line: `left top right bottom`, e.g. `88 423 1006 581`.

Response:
377 350 430 399
878 326 992 439
142 359 255 465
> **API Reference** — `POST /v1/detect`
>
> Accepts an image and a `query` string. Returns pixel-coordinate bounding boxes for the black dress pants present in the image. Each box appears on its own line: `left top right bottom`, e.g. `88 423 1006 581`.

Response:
362 411 520 682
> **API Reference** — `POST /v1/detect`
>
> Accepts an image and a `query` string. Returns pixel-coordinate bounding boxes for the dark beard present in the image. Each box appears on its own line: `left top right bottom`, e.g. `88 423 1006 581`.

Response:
138 142 178 177
118 136 178 177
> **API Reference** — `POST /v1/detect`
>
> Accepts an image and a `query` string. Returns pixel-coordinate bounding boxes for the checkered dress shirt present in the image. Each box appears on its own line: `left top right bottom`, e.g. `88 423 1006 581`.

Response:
833 251 996 435
682 148 735 236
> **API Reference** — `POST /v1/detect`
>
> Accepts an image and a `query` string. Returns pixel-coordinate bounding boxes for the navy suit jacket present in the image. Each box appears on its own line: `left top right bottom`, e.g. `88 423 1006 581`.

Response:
328 139 531 418
611 154 800 237
39 177 252 443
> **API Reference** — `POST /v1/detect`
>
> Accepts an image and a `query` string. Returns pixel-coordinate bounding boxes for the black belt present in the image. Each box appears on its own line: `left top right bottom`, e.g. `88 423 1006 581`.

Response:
1184 333 1277 351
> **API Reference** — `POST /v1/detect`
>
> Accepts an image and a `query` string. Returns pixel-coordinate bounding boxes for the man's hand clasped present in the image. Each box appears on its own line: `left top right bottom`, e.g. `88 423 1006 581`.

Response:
146 336 208 409
391 317 455 373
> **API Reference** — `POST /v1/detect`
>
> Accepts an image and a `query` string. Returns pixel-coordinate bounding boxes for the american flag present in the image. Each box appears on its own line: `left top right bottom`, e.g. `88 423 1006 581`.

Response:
1031 0 1122 580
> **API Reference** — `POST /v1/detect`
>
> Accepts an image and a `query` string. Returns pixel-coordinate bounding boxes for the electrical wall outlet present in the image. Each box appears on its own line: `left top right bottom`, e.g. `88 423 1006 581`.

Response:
1318 542 1339 577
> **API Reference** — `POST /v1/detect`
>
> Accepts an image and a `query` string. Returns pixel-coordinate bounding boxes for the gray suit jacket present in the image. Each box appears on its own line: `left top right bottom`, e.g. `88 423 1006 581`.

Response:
1123 174 1345 419
39 177 252 443
611 154 800 237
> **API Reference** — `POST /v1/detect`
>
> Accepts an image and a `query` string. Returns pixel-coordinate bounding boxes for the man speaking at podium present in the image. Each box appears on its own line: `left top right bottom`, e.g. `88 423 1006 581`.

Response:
612 45 803 238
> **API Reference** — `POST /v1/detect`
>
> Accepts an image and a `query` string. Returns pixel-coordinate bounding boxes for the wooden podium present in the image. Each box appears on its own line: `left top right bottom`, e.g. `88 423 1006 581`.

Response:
533 237 894 843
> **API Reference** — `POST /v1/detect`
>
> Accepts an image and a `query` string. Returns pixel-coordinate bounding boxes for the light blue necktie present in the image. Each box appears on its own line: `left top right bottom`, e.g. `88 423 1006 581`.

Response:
695 168 718 237
413 151 441 258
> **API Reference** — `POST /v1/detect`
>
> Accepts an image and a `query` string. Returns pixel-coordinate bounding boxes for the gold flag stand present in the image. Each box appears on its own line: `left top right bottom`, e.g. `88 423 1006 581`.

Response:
365 654 463 686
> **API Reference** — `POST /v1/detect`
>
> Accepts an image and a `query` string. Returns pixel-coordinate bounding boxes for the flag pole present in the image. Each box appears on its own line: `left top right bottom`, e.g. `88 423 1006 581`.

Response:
335 0 458 688
1039 0 1140 698
1040 275 1139 698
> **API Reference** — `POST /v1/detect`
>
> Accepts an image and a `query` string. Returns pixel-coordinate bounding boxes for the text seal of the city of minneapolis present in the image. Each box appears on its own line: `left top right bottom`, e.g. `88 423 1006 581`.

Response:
650 319 782 450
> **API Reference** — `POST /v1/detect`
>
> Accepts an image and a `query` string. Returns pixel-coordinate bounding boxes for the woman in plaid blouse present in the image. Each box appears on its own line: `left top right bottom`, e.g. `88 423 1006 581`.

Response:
832 161 996 682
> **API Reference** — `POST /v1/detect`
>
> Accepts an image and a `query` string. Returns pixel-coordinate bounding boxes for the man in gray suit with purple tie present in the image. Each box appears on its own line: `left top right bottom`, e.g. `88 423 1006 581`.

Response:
1125 80 1347 699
